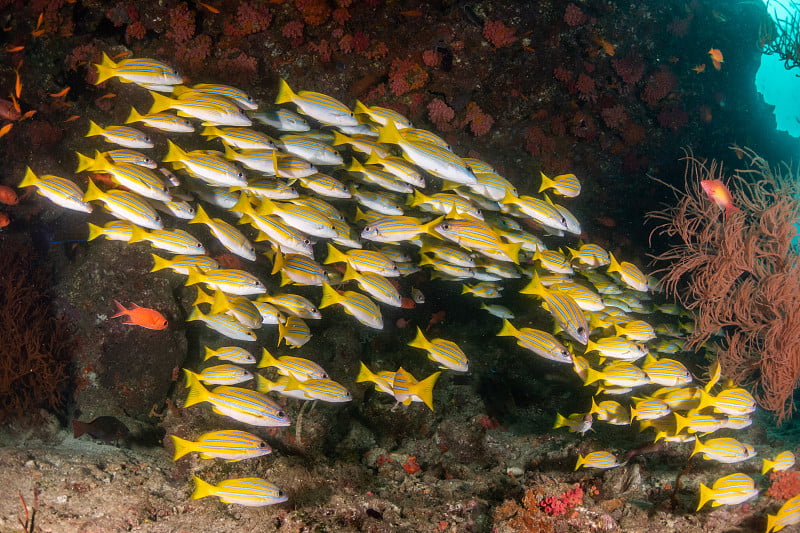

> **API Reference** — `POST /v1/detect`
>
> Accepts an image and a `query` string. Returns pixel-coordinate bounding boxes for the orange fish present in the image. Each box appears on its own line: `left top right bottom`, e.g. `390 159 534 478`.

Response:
700 179 738 216
111 301 168 330
0 213 9 228
0 185 19 205
692 64 706 73
426 310 446 331
400 297 416 309
708 48 723 70
0 123 12 139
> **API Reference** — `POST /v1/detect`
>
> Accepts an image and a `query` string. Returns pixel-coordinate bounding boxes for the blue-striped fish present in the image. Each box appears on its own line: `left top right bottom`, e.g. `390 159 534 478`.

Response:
186 306 256 341
277 315 312 348
203 346 255 365
277 135 343 166
551 282 604 312
94 53 183 86
83 179 162 229
87 221 135 242
191 476 287 506
696 473 758 511
589 397 631 425
252 301 285 325
174 83 257 110
258 348 327 381
190 205 255 260
223 146 278 174
256 293 320 319
614 320 656 342
18 167 92 213
767 493 800 532
85 120 153 149
575 451 621 470
361 215 441 243
128 226 205 255
520 273 589 345
408 327 468 372
341 265 401 307
500 191 568 231
324 244 398 277
184 371 290 426
539 172 581 198
434 218 520 264
125 107 194 133
150 91 251 125
251 108 310 131
150 254 219 275
76 152 171 201
566 243 611 268
271 250 330 287
346 159 412 193
202 125 275 151
276 79 357 127
183 366 253 386
185 267 266 295
364 152 425 188
763 451 796 474
419 241 476 267
409 190 483 220
553 412 593 434
163 140 247 187
629 398 670 421
171 430 270 461
607 252 648 292
354 100 413 128
641 358 692 386
696 387 756 416
585 336 648 362
350 186 404 215
691 436 756 463
389 367 441 411
284 376 352 403
320 283 383 329
583 361 650 388
102 148 157 169
297 173 350 199
257 198 337 239
496 319 572 364
461 282 502 299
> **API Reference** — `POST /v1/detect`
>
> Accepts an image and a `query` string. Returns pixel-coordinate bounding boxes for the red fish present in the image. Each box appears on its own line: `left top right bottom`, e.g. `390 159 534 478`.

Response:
400 297 416 309
0 213 9 228
0 184 18 205
700 179 739 216
111 301 168 330
708 48 724 70
426 310 446 331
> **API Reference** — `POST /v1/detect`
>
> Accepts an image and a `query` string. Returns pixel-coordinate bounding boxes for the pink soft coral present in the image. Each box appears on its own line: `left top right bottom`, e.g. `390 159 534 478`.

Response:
483 20 517 48
427 98 454 131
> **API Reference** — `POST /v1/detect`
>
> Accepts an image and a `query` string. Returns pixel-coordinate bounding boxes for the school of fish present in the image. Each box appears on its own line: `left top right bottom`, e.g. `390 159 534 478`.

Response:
16 52 798 528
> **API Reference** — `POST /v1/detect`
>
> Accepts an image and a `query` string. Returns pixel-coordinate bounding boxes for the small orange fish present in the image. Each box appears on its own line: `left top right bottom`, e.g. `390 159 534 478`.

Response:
197 1 220 13
692 64 706 73
700 179 738 216
0 123 12 139
18 109 36 121
708 48 723 70
426 310 446 331
4 45 24 52
0 213 9 228
400 297 416 309
111 301 168 330
64 114 80 122
49 87 70 98
14 67 21 98
0 184 19 205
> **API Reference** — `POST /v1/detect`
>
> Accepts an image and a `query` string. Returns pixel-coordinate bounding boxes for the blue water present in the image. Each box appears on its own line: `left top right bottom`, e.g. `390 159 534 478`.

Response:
757 1 800 138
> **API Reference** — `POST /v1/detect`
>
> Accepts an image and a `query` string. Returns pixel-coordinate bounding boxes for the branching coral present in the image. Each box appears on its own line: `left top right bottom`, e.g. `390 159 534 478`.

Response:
649 147 800 422
761 1 800 70
0 236 71 420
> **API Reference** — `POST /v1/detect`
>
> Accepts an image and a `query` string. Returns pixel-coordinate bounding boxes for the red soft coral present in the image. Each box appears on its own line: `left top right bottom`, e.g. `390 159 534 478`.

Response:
564 3 587 27
768 470 800 500
427 98 454 131
295 0 331 26
642 66 677 105
483 20 517 48
388 58 428 96
464 102 494 137
165 2 195 44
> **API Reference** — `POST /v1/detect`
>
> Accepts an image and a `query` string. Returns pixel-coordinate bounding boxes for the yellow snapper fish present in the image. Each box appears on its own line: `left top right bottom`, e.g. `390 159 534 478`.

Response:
585 336 648 362
83 179 163 229
271 250 330 287
575 451 622 470
19 167 93 213
696 387 756 416
500 190 568 232
629 398 671 421
183 370 290 426
258 348 327 381
76 151 171 201
277 135 344 166
185 267 266 296
407 327 468 372
85 120 154 149
606 252 648 292
183 365 253 387
279 375 352 403
461 282 503 299
641 358 693 386
353 100 413 128
190 205 255 260
539 171 581 198
298 173 350 199
256 197 337 239
364 152 425 188
346 158 413 194
99 148 157 169
763 451 796 474
203 346 256 365
93 53 183 86
519 273 589 345
276 79 358 127
340 265 402 307
171 429 271 461
256 293 321 319
434 217 521 264
186 306 256 341
690 436 756 463
252 108 310 131
696 473 758 511
583 361 651 388
496 319 572 364
614 320 656 342
150 253 220 275
163 140 247 187
149 91 252 126
360 215 442 244
324 244 398 277
553 412 593 434
125 107 194 133
589 397 631 425
320 283 383 329
277 315 312 348
195 289 262 330
128 226 206 255
566 243 611 268
191 476 287 507
767 493 800 532
389 367 441 411
201 125 276 150
87 221 136 242
173 83 257 110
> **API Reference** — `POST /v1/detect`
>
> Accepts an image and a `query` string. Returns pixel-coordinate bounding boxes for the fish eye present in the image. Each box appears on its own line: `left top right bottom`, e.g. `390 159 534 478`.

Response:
577 326 585 335
237 172 244 178
278 490 285 497
145 136 152 142
278 410 285 417
259 441 267 448
155 215 162 222
311 307 318 313
364 226 372 232
303 239 311 245
442 223 450 230
561 217 567 226
196 242 202 247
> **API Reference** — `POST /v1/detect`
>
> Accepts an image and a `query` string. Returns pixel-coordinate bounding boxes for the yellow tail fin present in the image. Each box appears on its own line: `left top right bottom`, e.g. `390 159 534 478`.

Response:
170 435 196 461
319 282 342 309
275 78 297 105
85 120 105 138
163 139 187 163
19 167 40 188
496 319 519 338
183 369 210 407
696 482 713 511
412 371 441 411
538 171 556 193
376 120 402 145
150 254 170 273
125 107 144 124
148 91 176 114
86 223 103 241
355 361 378 383
190 204 214 226
93 53 118 84
324 243 347 265
75 152 97 172
407 327 430 351
257 347 279 369
82 179 104 203
190 476 215 500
